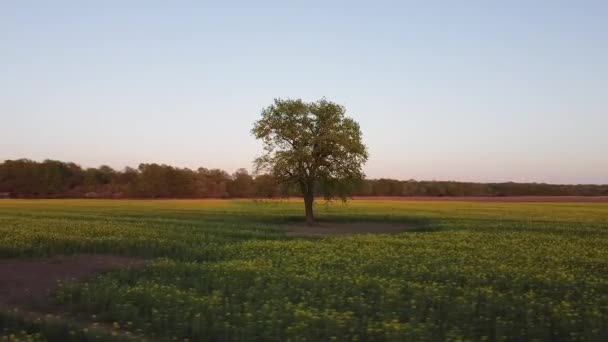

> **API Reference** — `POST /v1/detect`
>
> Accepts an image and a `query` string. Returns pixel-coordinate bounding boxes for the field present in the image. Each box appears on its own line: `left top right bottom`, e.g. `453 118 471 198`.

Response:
1 199 608 341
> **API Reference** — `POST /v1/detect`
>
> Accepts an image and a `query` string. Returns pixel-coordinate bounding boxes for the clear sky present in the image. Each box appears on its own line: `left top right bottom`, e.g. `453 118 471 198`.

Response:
1 1 607 184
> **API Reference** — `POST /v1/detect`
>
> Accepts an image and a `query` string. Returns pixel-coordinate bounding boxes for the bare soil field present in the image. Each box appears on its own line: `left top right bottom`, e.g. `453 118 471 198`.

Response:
0 255 145 308
351 196 608 203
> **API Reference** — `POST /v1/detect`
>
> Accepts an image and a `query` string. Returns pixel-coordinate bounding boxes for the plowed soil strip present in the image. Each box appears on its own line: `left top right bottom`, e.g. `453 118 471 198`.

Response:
0 254 145 308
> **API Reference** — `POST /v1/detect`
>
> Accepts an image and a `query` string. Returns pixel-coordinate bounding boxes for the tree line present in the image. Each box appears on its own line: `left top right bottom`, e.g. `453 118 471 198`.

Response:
1 159 607 199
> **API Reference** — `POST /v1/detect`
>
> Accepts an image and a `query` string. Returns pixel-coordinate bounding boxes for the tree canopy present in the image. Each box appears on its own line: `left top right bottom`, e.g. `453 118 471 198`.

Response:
252 98 368 224
1 159 607 200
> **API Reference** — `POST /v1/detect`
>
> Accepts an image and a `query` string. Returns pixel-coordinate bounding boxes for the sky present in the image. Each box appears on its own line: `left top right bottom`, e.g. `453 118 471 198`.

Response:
1 1 607 184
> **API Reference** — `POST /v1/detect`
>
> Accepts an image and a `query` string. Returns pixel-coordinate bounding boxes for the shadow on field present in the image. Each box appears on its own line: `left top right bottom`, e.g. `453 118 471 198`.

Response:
284 221 436 238
432 217 608 236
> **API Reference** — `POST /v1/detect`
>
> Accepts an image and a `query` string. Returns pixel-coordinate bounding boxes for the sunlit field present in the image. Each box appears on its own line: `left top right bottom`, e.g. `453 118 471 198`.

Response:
1 199 608 341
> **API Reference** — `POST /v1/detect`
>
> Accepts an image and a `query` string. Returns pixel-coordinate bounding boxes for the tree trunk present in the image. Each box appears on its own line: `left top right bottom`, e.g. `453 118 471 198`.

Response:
304 192 315 226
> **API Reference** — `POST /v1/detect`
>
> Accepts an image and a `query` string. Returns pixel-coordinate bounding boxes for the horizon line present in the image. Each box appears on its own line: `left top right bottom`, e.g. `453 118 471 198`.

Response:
3 157 607 187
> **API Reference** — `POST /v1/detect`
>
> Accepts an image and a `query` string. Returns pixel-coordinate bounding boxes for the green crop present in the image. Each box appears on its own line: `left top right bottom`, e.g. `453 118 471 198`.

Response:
1 199 608 341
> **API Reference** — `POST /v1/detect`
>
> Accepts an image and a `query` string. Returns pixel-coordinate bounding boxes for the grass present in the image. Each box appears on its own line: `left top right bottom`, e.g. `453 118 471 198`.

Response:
1 199 608 341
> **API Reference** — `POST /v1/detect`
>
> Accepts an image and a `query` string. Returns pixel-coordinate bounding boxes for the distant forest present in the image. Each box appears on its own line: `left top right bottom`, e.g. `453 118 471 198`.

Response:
1 159 607 199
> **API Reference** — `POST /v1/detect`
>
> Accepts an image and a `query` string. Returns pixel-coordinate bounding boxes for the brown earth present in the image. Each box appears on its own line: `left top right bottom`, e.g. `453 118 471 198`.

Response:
351 196 608 203
0 255 146 309
286 222 421 237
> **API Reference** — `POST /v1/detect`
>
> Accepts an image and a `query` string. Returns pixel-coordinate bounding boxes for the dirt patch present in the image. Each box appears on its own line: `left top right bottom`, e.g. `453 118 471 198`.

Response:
352 196 608 203
0 255 145 309
286 222 421 237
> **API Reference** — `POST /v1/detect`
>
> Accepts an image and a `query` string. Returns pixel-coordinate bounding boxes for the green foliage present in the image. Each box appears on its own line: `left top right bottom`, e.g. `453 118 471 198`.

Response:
2 159 608 199
252 98 368 199
252 98 368 222
1 200 608 340
0 307 137 341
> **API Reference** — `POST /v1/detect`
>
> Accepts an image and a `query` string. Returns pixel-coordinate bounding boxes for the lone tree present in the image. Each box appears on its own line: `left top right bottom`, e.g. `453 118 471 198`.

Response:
252 98 368 225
